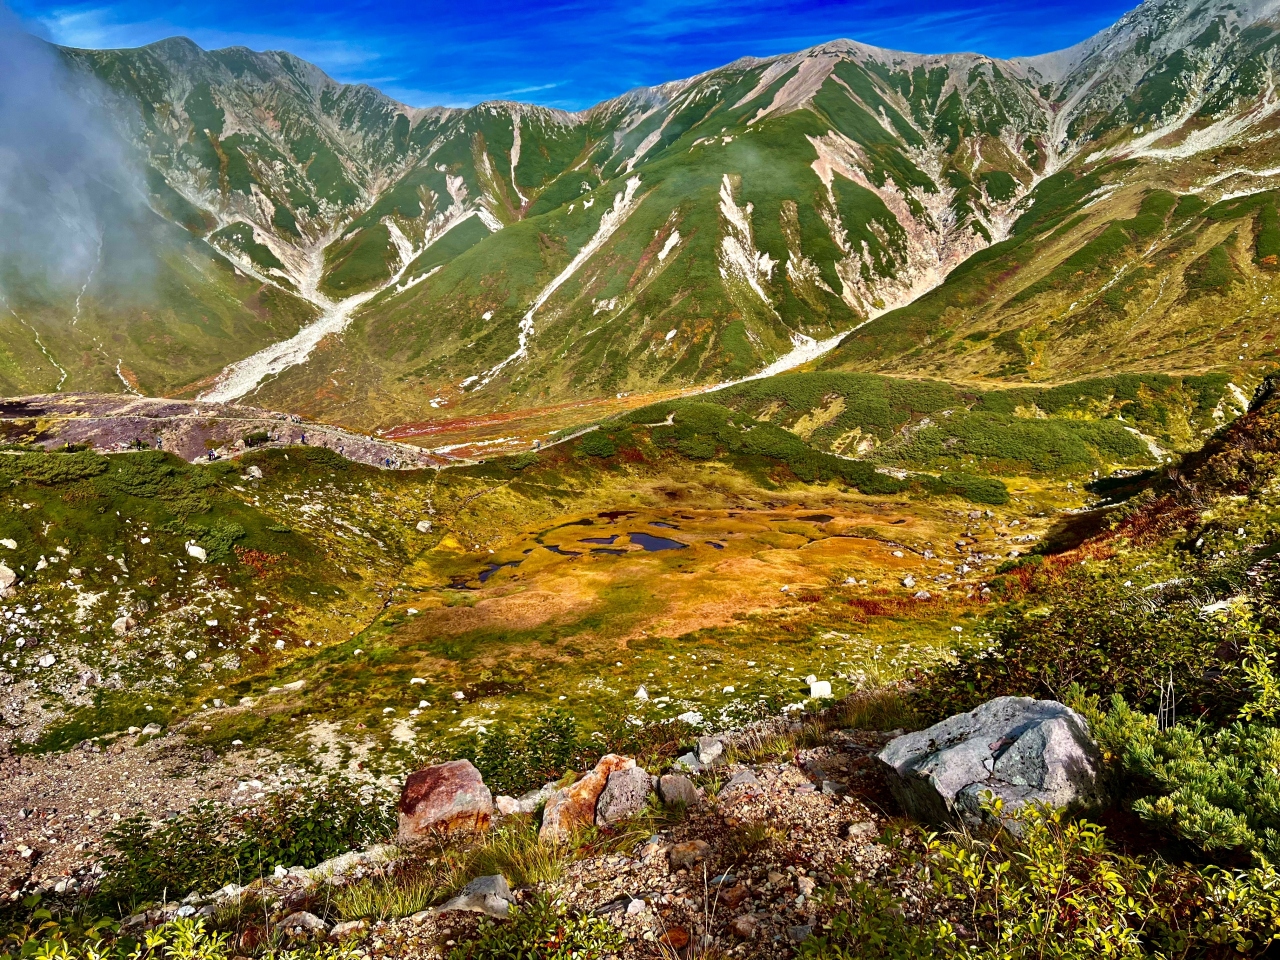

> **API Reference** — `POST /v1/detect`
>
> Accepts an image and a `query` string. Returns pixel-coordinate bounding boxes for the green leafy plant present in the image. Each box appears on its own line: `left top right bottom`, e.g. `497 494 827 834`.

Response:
805 801 1280 959
94 779 396 907
446 893 624 960
1 914 357 960
469 709 584 796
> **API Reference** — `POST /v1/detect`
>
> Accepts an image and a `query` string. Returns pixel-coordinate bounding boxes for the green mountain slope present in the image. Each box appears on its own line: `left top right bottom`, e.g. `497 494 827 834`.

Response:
4 0 1280 422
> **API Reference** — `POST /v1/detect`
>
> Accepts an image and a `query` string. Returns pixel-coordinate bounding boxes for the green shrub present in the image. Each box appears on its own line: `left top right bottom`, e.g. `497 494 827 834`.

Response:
804 802 1280 959
0 913 356 960
469 709 584 797
1084 694 1280 862
447 893 623 960
1256 203 1280 266
1184 240 1239 297
94 779 396 907
4 451 108 485
923 472 1009 505
917 569 1243 721
577 432 616 458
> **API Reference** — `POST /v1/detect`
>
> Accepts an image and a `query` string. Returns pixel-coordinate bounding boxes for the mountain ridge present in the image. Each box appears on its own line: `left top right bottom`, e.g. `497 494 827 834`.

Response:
2 0 1278 429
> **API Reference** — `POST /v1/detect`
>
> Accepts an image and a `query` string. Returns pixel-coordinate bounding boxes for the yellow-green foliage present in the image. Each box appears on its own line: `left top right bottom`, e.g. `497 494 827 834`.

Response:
802 802 1280 959
1 916 356 960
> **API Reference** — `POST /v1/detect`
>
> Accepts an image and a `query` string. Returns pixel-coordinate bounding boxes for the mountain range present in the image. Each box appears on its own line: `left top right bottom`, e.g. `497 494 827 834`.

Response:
3 0 1279 430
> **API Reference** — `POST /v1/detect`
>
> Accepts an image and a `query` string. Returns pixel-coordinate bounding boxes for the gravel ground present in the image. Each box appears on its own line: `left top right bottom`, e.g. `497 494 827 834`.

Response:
0 733 306 902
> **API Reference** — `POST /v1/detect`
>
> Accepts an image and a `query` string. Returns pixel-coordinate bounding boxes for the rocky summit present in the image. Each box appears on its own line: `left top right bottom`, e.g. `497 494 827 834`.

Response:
3 0 1280 957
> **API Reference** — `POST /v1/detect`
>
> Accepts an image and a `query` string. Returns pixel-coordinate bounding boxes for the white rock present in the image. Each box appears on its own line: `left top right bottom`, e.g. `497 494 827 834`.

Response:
0 563 15 596
809 680 833 699
416 520 432 533
111 616 135 636
37 653 55 668
634 685 649 701
185 542 207 562
0 539 14 549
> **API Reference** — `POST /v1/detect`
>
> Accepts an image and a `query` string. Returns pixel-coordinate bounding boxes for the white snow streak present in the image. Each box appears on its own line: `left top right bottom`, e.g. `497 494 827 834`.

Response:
1 293 67 390
658 230 681 262
115 359 142 397
718 175 776 306
510 114 528 205
473 176 644 389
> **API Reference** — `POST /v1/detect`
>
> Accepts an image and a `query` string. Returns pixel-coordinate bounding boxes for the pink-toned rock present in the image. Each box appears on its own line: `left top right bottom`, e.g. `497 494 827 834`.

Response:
397 760 493 846
539 754 634 844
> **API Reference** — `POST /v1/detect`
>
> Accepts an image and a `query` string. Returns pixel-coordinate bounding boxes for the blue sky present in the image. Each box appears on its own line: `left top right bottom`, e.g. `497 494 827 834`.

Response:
13 0 1139 110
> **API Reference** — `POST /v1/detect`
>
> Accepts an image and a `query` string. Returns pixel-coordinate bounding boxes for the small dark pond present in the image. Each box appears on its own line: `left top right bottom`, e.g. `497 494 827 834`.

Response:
629 532 687 551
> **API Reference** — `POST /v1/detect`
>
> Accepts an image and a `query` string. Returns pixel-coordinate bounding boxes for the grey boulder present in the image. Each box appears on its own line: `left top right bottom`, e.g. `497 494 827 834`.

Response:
596 766 656 826
436 874 514 918
658 774 699 809
877 696 1103 826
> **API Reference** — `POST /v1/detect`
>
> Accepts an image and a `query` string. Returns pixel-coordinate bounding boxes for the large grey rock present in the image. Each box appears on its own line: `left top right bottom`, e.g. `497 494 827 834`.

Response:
877 696 1103 826
596 766 655 826
435 874 514 918
658 774 699 809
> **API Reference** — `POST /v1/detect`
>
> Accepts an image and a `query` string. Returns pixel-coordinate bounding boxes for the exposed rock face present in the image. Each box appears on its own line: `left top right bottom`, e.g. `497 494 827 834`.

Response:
540 754 633 843
0 563 15 597
397 760 493 846
279 911 328 937
495 781 557 817
877 696 1103 826
696 736 724 766
595 766 655 826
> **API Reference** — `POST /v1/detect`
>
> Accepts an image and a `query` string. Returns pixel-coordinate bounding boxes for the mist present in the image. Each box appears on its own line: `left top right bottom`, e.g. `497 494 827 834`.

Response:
0 2 147 293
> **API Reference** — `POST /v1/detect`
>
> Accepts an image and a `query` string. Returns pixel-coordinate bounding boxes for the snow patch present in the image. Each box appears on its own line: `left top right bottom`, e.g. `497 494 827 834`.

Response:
718 175 777 307
658 230 681 262
472 176 644 388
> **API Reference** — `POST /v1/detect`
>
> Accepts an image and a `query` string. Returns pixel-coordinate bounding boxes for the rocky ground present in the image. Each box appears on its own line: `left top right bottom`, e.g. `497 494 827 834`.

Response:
0 394 448 468
0 732 313 902
334 725 924 959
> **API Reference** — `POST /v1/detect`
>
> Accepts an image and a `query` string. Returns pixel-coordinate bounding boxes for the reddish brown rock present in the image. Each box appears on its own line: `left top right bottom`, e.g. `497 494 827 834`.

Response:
729 914 758 939
659 926 691 949
720 882 751 910
539 754 634 844
397 760 493 846
668 839 710 870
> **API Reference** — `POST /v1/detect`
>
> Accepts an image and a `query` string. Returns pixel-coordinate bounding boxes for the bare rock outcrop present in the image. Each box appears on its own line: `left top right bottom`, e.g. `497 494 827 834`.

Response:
877 696 1103 826
540 754 633 843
